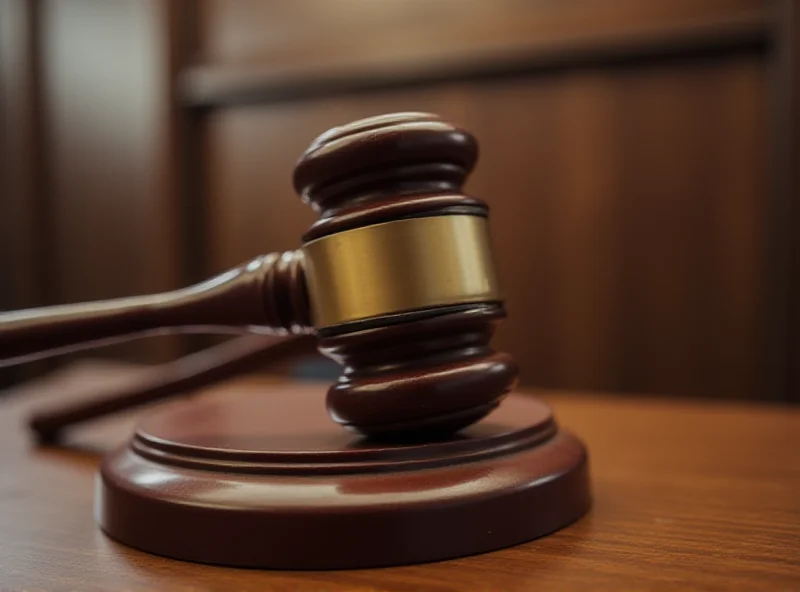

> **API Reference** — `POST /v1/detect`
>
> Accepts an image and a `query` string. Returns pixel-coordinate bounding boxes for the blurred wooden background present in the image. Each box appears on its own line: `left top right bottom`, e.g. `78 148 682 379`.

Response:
1 0 796 401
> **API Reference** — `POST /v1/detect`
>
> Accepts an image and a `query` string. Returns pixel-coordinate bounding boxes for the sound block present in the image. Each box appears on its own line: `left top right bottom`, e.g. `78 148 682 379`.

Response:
96 383 591 569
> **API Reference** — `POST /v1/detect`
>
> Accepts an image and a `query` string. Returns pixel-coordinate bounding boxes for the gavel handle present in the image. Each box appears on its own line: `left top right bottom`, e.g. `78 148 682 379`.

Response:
29 334 317 442
0 251 310 367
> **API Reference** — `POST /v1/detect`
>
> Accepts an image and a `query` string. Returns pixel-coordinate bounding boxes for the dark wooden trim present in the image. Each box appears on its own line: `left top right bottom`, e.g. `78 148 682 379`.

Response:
0 0 51 309
770 0 799 401
174 0 220 354
791 4 800 402
0 0 53 386
144 0 206 360
167 0 205 287
28 0 54 308
181 12 769 109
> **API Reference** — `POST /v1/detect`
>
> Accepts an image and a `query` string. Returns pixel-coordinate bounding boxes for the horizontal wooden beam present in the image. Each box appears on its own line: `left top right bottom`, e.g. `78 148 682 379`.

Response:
182 12 769 108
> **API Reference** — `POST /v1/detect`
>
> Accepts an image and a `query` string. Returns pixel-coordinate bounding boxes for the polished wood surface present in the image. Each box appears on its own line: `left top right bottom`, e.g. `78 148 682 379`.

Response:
1 362 797 590
97 386 588 569
0 250 309 366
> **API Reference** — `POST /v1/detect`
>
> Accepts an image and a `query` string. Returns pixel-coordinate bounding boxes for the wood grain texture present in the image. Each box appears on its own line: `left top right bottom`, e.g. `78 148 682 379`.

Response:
204 54 768 400
0 362 797 590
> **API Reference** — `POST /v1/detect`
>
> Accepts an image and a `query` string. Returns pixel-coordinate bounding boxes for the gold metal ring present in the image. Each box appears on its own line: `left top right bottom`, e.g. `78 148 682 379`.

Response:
301 215 501 329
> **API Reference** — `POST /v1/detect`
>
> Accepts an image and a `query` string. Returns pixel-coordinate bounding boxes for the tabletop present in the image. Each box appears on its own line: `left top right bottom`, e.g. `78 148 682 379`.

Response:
0 361 798 591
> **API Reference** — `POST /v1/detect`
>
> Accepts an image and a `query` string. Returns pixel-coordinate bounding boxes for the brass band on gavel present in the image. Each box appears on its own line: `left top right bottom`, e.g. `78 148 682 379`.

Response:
302 215 502 330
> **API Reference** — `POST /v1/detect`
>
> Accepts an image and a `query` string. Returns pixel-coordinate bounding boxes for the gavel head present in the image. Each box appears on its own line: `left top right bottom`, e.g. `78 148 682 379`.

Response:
293 113 518 440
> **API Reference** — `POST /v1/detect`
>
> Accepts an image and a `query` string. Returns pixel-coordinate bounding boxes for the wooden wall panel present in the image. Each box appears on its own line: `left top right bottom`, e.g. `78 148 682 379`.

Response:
3 0 778 400
0 0 52 385
204 54 767 399
185 0 768 108
773 0 800 400
0 0 47 313
38 0 184 363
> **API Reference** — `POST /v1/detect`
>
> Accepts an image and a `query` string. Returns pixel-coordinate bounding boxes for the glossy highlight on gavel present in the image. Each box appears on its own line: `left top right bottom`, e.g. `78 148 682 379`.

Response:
0 112 518 440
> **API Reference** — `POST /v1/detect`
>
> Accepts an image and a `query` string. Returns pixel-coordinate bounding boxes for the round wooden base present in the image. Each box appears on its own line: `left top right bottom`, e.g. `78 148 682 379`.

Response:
96 383 590 569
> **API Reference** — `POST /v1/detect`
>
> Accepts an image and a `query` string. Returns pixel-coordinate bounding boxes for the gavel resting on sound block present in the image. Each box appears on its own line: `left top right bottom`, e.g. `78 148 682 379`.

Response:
0 113 591 569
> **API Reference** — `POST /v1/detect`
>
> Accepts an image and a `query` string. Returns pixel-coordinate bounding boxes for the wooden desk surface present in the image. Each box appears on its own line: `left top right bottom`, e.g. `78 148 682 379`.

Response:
1 362 798 591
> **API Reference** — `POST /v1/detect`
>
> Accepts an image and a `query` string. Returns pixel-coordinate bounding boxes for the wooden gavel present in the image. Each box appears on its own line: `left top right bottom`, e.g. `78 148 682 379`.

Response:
0 112 518 441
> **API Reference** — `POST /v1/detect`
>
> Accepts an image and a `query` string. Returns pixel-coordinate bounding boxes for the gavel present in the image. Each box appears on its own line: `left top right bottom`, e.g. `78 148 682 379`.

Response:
2 113 590 570
0 112 518 441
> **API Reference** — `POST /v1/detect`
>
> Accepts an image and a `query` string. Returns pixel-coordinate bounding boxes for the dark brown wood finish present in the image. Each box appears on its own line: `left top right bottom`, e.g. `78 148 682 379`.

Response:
0 107 581 566
292 113 519 437
199 0 767 68
773 0 800 401
97 384 588 569
791 2 800 401
319 304 516 439
0 0 52 386
0 106 587 568
0 249 309 366
0 363 797 589
0 113 519 440
0 0 49 313
185 1 768 107
191 0 767 100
